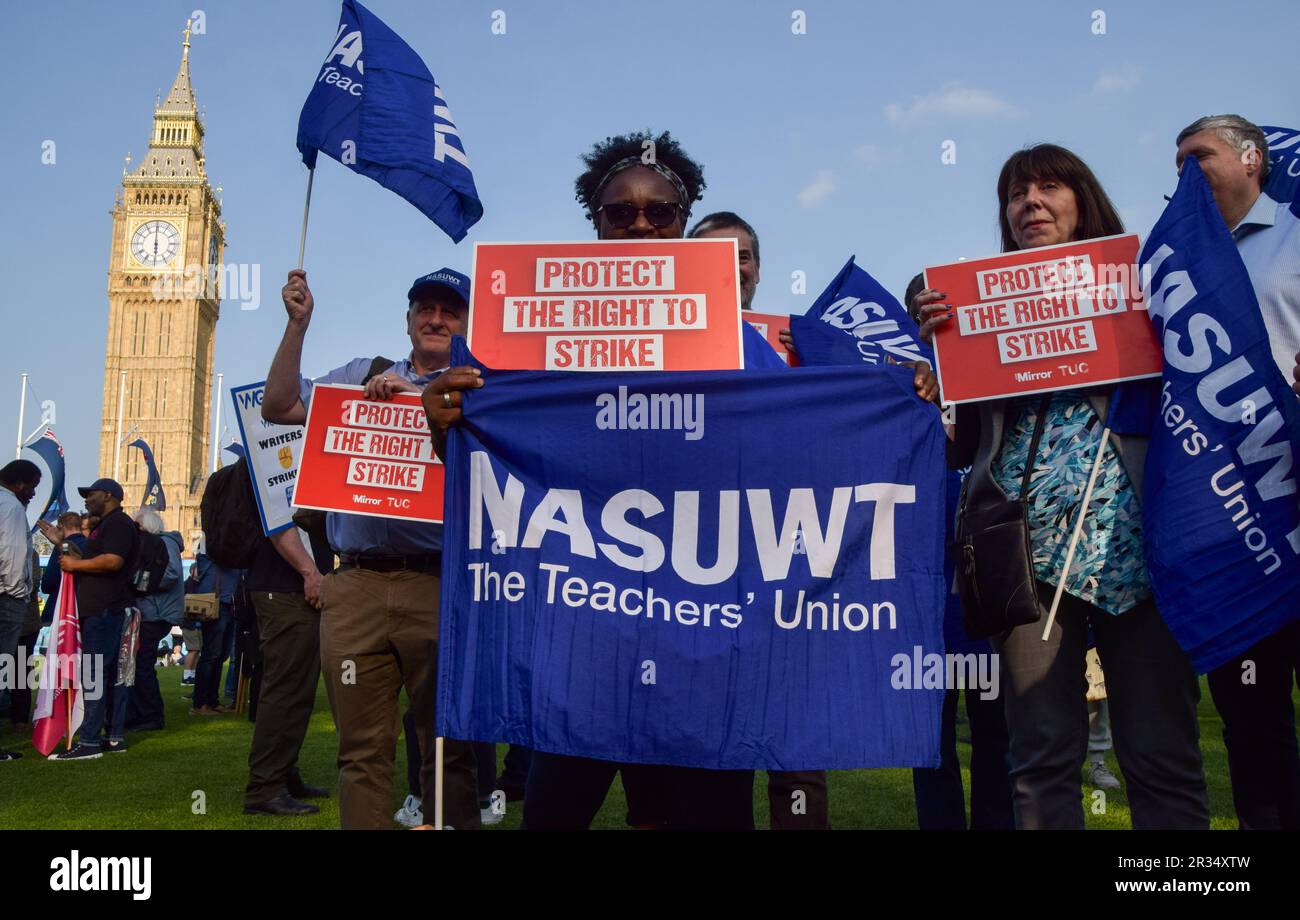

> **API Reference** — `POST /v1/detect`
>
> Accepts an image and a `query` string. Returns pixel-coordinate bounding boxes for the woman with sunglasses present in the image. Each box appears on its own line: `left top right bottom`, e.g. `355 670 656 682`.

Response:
429 131 768 829
914 144 1209 830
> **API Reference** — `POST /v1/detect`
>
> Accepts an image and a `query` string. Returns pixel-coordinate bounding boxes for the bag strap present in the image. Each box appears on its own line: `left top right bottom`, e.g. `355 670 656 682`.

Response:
1016 394 1054 504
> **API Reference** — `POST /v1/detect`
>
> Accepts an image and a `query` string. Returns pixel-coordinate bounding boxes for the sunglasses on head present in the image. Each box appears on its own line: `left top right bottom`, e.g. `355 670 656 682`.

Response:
595 201 683 229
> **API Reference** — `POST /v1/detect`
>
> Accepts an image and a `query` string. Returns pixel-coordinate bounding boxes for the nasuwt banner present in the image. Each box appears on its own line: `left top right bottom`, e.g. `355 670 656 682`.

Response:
927 235 1163 403
790 256 933 370
1139 157 1300 672
468 239 745 372
230 382 306 535
292 384 444 523
437 341 947 770
1261 125 1299 204
296 0 482 243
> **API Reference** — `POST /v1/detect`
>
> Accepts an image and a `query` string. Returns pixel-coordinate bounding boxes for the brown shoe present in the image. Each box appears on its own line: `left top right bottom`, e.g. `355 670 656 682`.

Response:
190 706 221 716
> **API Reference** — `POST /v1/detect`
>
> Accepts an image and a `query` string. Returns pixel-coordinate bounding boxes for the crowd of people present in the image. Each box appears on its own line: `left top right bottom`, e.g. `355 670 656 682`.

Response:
1 112 1297 830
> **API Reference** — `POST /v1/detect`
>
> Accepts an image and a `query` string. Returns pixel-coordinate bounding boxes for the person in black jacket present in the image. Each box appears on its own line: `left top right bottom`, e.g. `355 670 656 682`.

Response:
185 548 241 715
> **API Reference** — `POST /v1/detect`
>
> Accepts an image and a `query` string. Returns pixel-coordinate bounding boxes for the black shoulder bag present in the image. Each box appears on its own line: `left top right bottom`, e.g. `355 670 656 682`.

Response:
953 395 1052 640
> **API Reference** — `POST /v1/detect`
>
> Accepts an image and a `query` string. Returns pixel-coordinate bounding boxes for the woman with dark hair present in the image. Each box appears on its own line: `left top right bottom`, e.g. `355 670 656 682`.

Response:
913 144 1209 830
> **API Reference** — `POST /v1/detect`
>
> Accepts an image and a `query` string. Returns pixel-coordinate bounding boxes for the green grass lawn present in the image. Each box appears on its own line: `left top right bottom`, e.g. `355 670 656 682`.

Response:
0 666 1248 829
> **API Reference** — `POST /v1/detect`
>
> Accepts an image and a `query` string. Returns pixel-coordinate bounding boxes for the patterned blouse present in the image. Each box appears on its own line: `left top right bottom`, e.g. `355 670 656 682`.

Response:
989 391 1150 615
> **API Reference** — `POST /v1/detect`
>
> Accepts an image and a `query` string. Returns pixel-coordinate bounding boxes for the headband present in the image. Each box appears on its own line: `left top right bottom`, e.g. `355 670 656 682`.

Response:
589 156 691 221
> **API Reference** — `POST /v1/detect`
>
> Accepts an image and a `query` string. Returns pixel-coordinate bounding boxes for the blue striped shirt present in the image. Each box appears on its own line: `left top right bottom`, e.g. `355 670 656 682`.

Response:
1232 193 1300 385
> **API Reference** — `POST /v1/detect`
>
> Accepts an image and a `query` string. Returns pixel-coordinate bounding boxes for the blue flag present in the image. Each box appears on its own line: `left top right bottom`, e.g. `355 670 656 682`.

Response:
25 429 69 529
790 256 933 368
128 439 166 512
1261 125 1300 205
1139 157 1300 672
296 0 483 242
437 340 946 770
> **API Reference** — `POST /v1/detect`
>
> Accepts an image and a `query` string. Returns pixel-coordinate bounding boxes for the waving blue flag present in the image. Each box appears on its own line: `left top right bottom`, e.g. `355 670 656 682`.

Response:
25 429 69 528
296 0 483 242
437 340 946 770
1139 157 1300 672
1262 125 1300 205
128 438 166 512
790 256 933 368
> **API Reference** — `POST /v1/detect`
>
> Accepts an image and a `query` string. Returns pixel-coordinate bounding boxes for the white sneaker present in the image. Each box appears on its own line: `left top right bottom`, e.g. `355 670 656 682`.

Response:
1084 759 1121 790
394 794 423 827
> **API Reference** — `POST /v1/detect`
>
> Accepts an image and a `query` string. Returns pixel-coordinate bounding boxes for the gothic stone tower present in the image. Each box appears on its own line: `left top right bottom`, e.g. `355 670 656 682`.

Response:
100 20 224 548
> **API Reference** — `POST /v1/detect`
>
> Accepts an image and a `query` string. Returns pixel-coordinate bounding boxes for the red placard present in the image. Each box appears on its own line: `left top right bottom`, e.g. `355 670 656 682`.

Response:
743 311 796 365
292 385 443 523
468 239 744 371
925 234 1162 403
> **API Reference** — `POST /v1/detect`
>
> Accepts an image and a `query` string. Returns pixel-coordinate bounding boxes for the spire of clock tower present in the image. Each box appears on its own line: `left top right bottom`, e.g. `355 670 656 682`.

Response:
134 18 205 179
160 18 195 113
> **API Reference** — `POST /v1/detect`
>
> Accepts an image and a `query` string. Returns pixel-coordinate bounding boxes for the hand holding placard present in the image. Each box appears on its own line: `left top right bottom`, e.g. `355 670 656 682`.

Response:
926 235 1161 403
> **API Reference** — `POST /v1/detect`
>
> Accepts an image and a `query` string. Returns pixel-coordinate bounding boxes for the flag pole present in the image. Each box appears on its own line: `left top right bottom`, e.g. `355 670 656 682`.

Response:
433 736 445 830
113 371 126 480
15 373 27 460
297 168 315 271
210 372 224 474
1041 427 1111 641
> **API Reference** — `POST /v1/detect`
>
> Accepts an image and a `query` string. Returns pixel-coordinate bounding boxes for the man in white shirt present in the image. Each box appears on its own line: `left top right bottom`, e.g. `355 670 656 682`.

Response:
1176 114 1300 830
0 459 41 762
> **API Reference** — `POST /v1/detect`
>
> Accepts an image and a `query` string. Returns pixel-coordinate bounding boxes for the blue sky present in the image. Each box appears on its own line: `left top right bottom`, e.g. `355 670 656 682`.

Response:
1 0 1296 498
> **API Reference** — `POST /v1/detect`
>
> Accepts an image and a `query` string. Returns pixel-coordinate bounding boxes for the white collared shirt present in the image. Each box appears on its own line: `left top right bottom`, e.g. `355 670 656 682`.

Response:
0 487 32 600
1232 192 1300 385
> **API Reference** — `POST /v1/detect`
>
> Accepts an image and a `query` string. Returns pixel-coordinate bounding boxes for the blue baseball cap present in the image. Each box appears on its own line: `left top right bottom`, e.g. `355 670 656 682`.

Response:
407 268 470 307
77 478 124 501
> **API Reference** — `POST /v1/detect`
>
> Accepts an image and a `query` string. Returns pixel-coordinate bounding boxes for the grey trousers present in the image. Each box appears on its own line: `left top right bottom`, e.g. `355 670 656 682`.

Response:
992 583 1208 829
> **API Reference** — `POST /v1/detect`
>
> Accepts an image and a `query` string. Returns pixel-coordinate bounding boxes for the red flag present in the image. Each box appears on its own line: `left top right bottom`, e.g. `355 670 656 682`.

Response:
32 572 83 756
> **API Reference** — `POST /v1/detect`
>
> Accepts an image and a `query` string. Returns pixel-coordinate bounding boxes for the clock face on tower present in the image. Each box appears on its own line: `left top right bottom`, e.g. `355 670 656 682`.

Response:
130 220 181 267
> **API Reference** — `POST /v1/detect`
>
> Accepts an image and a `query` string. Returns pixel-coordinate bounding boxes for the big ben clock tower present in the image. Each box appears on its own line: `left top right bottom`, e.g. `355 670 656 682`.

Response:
100 19 224 546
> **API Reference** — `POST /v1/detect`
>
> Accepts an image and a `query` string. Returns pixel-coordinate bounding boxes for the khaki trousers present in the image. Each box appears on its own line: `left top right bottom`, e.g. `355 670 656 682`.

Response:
319 567 479 829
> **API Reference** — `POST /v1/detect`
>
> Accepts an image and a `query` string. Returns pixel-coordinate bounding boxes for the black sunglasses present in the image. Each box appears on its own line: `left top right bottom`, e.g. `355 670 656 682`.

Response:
595 201 683 229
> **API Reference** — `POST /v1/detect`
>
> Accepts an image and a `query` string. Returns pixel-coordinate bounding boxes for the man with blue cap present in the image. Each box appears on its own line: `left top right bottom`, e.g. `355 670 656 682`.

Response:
261 267 480 829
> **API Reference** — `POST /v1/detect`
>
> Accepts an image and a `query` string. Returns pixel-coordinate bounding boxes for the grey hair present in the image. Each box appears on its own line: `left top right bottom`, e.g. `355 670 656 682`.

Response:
134 508 164 534
688 211 761 266
1177 114 1270 185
